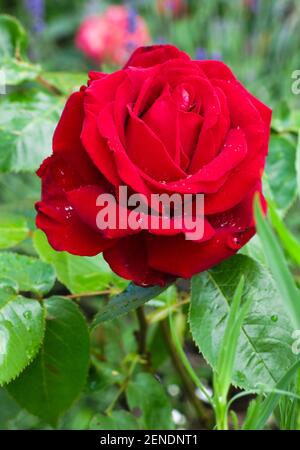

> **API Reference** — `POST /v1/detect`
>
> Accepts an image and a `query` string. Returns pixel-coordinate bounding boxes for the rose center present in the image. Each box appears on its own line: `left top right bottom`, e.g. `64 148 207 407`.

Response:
172 85 193 112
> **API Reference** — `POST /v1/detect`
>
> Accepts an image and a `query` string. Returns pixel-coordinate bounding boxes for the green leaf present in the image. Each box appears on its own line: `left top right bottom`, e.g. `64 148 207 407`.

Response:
0 91 63 173
239 235 266 266
7 296 90 426
0 389 20 429
265 134 297 213
272 108 300 134
0 173 41 232
41 72 87 95
126 373 174 430
0 215 29 249
0 15 40 85
254 198 300 330
89 411 139 430
33 230 127 294
0 285 45 385
91 283 168 329
0 252 55 296
189 254 297 391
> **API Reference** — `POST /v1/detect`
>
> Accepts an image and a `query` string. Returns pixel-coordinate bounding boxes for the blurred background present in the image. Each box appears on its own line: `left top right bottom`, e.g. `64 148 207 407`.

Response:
1 0 299 109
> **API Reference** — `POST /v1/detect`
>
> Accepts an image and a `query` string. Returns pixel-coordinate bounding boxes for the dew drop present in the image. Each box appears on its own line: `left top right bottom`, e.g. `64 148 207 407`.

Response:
226 233 243 250
23 310 32 320
64 205 73 220
271 314 278 323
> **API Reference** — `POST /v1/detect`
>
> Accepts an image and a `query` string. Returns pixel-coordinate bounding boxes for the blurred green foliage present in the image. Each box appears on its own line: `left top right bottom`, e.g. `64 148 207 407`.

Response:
1 0 300 109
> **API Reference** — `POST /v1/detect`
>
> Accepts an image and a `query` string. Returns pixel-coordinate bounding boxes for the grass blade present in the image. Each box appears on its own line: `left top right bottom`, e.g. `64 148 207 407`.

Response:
243 358 300 429
296 132 300 200
254 196 300 330
269 201 300 267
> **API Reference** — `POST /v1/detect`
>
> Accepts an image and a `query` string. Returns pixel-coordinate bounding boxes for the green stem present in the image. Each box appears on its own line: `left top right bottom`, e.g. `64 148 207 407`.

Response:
168 308 211 404
105 355 139 416
214 398 229 430
136 306 148 356
135 306 152 371
161 319 213 429
36 74 63 96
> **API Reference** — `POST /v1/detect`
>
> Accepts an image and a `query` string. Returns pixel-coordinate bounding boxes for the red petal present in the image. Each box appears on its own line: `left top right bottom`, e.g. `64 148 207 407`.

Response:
53 91 84 154
204 152 266 214
197 60 272 129
126 106 185 182
36 201 112 256
147 229 254 278
81 109 120 185
104 234 167 286
124 44 190 68
141 86 180 162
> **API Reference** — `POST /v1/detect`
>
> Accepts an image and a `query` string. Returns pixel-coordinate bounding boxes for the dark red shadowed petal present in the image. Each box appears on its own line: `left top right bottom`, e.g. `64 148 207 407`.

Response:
146 227 254 279
103 233 167 286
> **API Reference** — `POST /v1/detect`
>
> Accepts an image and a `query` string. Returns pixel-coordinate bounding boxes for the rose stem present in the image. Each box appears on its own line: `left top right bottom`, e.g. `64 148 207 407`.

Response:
160 319 213 429
135 306 152 371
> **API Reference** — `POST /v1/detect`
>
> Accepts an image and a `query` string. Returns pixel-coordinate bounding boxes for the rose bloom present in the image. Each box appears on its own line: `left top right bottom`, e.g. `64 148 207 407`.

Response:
36 45 271 287
75 5 151 66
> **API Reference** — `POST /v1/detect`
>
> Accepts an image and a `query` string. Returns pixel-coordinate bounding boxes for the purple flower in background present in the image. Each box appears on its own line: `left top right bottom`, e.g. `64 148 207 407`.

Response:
195 48 207 60
24 0 45 33
127 6 138 33
195 48 222 61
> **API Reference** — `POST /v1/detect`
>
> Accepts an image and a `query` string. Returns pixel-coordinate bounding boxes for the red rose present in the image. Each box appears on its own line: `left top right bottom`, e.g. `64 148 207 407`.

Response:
36 45 271 287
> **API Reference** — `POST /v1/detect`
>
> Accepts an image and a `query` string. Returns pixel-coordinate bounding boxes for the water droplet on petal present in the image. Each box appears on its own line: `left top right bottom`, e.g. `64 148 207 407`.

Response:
226 233 243 250
64 205 73 220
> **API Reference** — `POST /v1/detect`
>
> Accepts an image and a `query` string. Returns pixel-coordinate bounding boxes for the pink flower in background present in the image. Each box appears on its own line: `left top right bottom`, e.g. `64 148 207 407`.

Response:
75 5 151 66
